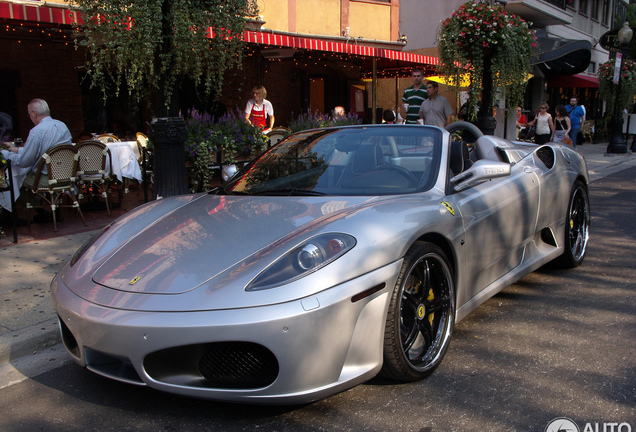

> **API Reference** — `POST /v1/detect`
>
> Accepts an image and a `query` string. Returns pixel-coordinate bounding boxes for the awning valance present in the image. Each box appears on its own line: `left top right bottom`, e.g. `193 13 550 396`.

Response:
244 30 438 67
547 74 599 88
0 1 78 25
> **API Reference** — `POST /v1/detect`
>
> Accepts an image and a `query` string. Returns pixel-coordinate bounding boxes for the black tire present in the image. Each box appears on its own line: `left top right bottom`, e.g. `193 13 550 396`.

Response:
381 241 455 381
554 180 590 268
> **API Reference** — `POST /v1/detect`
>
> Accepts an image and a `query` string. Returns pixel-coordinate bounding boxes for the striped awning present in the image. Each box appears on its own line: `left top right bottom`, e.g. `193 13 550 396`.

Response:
244 30 438 66
0 1 80 25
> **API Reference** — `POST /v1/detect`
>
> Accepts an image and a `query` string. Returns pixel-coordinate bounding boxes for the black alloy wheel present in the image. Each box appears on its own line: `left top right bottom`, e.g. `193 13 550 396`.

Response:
556 180 590 268
381 241 455 381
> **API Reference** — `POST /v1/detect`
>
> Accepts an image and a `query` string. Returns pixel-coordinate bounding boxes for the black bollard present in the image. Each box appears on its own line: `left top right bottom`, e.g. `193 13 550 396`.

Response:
147 117 189 199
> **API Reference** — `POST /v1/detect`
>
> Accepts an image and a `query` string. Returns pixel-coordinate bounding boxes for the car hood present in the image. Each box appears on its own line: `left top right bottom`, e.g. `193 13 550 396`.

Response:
89 194 376 295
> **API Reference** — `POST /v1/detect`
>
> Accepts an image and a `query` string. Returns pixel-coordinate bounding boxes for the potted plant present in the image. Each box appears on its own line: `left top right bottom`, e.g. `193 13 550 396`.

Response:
184 109 268 192
288 109 361 134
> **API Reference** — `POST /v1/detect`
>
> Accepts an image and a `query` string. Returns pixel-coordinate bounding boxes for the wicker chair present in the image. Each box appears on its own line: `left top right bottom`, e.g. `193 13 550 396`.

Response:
27 144 86 232
76 140 113 216
96 133 120 143
581 120 595 144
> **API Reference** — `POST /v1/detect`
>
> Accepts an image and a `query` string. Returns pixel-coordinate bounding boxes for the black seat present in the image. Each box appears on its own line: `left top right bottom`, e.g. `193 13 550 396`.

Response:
351 144 384 174
450 141 472 175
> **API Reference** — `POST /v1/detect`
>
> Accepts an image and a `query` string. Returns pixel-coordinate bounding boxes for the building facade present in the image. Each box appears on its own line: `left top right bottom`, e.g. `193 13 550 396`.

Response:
1 0 437 140
399 0 628 128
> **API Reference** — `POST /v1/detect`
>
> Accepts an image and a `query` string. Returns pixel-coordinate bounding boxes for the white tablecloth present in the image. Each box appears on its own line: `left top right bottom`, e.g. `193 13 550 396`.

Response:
0 164 29 211
106 141 142 182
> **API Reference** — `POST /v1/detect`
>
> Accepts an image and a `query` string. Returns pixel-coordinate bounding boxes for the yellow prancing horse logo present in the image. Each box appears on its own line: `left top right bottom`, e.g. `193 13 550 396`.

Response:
417 304 425 319
129 276 141 285
441 201 455 216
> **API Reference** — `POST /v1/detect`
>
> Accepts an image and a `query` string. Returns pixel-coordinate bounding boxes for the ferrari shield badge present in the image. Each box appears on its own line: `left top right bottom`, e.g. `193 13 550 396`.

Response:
441 201 456 216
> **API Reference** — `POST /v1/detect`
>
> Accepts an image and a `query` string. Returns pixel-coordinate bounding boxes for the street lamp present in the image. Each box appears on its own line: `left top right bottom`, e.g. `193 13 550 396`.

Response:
607 22 634 154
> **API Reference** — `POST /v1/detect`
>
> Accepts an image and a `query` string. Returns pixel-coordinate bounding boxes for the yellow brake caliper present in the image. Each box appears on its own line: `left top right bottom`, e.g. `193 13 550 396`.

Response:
427 288 435 326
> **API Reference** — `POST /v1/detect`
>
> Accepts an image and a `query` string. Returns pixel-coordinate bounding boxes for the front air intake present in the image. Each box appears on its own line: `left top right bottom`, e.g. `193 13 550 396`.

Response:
199 342 279 389
144 341 279 390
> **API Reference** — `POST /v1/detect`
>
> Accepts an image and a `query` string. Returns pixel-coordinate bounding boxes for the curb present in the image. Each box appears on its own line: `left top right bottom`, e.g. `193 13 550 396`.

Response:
0 318 60 365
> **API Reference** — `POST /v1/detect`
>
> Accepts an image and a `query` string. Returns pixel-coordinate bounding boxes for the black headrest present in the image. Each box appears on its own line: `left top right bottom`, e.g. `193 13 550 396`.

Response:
450 141 464 175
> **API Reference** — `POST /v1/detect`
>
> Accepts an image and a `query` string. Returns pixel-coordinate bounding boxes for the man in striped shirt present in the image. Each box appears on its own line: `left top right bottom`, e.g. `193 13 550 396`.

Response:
402 68 428 124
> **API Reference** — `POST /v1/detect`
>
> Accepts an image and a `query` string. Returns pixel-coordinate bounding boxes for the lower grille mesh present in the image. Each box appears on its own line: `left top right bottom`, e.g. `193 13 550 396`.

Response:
199 342 279 389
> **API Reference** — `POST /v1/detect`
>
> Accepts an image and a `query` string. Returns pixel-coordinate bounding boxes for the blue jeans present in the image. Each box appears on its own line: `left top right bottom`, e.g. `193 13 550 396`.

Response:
570 126 580 147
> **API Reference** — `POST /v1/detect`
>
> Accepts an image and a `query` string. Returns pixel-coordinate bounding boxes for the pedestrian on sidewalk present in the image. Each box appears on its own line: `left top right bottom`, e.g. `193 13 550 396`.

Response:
402 68 428 124
566 96 585 147
418 81 454 128
552 105 572 145
528 102 554 145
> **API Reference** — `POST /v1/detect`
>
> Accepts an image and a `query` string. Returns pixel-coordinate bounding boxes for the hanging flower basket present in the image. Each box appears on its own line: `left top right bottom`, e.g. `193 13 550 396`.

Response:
598 59 636 116
437 1 536 121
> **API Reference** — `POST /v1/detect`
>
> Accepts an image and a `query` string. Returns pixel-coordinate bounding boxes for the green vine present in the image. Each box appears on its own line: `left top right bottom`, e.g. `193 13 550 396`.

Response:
69 0 259 109
437 1 536 121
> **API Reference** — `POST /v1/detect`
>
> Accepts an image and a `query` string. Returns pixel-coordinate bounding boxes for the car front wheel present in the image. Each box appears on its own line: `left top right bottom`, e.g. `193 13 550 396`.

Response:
381 241 455 381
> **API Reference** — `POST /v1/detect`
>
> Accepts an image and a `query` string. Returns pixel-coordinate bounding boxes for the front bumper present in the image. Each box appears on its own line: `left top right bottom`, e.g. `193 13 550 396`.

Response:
51 260 401 404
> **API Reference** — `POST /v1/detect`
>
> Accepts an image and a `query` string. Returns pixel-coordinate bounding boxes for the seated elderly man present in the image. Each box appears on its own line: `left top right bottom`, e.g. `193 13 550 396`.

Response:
1 98 72 223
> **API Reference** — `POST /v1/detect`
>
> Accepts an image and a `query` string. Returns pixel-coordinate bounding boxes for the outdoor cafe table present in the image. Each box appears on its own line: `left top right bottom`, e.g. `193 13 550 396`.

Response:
105 141 142 183
0 162 28 211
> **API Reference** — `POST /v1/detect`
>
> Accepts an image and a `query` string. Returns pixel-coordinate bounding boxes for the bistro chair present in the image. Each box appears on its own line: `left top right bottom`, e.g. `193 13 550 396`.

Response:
26 144 86 232
0 160 19 243
96 133 120 143
581 120 595 144
76 140 113 216
265 127 290 147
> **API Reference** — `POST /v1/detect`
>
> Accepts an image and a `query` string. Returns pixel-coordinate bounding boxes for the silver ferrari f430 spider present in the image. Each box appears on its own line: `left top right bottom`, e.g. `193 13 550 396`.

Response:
51 123 590 404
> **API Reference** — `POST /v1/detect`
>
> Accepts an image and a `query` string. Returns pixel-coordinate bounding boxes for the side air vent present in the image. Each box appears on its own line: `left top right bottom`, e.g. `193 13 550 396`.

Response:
536 146 555 169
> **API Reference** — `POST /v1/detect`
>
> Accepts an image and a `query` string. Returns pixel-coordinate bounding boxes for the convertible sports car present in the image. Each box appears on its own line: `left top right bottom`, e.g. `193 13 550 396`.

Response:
51 123 590 404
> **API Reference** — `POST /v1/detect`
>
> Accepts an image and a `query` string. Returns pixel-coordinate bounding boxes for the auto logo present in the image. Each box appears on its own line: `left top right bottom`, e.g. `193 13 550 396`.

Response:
441 201 456 216
545 418 579 432
129 276 141 285
417 304 426 319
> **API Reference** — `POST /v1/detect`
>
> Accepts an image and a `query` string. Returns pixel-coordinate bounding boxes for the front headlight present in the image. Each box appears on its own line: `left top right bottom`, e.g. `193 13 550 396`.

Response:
246 233 356 291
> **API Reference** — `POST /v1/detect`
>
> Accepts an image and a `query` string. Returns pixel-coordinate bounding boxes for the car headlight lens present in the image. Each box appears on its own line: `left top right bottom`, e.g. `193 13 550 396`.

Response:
246 233 356 291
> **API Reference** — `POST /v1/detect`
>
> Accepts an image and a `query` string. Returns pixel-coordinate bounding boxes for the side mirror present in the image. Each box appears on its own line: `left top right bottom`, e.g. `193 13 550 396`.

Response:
450 160 511 192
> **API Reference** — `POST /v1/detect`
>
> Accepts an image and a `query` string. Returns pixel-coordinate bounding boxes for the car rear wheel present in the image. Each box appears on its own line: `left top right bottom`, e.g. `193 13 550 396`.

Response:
381 242 455 381
555 180 590 268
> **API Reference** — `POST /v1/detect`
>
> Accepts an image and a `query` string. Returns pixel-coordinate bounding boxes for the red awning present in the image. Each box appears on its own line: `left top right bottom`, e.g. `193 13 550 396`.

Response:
244 30 438 67
0 1 79 25
547 74 599 88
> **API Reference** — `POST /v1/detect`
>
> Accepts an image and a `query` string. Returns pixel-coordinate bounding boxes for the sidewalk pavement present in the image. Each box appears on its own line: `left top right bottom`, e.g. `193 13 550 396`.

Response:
1 142 635 367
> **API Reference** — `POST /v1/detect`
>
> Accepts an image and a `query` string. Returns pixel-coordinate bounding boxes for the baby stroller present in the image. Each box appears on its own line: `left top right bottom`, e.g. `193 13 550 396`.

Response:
518 124 535 143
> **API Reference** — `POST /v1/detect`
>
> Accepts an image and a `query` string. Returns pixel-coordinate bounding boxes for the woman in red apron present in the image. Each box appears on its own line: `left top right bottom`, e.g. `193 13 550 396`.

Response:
244 85 275 133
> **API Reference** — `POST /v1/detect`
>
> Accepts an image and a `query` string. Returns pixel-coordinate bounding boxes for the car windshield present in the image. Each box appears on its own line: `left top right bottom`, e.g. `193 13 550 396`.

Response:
221 125 443 196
